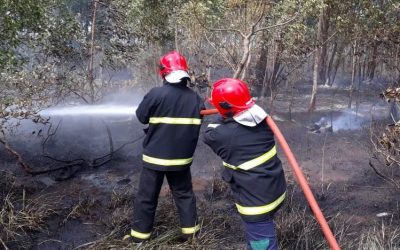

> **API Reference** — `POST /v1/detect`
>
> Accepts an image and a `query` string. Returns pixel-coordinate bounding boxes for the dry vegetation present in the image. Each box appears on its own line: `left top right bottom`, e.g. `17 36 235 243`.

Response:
0 171 57 249
369 86 400 189
0 171 399 249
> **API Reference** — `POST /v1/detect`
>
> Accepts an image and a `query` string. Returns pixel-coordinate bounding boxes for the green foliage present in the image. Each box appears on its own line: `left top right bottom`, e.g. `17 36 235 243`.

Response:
126 0 177 44
0 0 143 124
0 0 49 69
43 3 85 63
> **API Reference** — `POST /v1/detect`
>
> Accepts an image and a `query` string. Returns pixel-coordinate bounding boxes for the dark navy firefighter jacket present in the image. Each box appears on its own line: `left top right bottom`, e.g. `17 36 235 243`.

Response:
203 117 287 222
136 79 205 171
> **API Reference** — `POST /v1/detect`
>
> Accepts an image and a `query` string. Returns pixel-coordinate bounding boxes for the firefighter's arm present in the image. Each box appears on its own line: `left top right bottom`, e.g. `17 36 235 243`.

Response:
135 90 156 124
203 119 224 155
197 94 206 118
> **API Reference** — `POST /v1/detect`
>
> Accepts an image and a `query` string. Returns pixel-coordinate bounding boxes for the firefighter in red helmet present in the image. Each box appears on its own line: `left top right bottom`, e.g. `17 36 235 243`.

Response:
125 51 205 242
203 78 286 250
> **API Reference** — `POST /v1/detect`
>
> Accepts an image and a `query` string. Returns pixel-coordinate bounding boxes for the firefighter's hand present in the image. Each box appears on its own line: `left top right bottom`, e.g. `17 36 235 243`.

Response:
143 127 149 134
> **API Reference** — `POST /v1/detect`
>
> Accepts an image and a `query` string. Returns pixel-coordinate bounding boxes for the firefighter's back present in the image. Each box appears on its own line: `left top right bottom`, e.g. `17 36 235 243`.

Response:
136 82 204 171
204 118 287 221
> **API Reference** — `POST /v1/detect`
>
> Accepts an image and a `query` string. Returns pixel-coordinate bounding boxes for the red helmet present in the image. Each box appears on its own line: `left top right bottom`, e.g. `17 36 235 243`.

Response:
159 51 189 83
210 78 255 117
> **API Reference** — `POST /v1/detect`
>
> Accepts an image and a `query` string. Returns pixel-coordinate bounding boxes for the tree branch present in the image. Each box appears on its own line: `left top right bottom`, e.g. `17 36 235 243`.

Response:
369 159 399 188
190 1 245 37
204 34 236 71
42 119 62 154
251 1 267 34
253 14 298 34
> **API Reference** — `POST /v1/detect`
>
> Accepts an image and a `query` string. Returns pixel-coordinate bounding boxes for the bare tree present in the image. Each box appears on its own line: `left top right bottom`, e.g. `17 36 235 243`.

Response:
193 1 297 80
309 7 325 112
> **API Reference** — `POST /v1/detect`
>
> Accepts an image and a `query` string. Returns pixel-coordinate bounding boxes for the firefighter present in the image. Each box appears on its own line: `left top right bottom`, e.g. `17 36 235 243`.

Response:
203 78 286 250
126 51 205 242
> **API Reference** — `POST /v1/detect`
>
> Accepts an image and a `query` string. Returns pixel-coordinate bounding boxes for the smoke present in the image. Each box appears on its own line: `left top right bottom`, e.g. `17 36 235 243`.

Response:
330 109 365 132
315 105 390 132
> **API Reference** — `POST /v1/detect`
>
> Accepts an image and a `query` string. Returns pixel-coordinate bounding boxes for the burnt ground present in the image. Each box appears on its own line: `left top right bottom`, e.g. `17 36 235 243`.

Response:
1 85 399 249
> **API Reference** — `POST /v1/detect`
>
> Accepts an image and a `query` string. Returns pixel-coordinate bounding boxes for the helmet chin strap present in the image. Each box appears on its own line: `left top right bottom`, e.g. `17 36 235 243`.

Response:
225 111 235 118
219 101 232 110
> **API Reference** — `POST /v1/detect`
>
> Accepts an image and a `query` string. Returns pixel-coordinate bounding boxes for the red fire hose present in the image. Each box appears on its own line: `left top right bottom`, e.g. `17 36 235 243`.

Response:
200 109 340 250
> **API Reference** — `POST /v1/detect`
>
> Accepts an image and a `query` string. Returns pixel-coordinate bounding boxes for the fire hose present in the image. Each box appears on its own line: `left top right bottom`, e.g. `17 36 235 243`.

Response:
200 108 341 250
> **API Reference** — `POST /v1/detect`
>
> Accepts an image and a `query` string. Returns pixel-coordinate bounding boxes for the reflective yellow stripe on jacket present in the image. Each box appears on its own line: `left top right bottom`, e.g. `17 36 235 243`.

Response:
223 146 277 170
181 224 201 234
236 192 286 215
130 229 151 240
149 117 202 125
143 154 193 166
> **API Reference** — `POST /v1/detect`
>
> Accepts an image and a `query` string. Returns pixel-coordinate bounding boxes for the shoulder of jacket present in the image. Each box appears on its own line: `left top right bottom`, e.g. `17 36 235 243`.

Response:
206 122 236 136
150 86 164 93
146 86 167 97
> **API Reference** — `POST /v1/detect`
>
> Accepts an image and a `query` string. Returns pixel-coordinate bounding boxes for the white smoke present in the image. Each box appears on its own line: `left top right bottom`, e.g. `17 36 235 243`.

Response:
330 109 364 132
315 105 389 132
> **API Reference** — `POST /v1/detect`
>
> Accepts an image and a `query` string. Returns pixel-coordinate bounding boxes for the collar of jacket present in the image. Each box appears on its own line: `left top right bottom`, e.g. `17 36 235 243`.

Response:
222 117 235 123
233 104 268 127
221 104 268 127
164 78 190 86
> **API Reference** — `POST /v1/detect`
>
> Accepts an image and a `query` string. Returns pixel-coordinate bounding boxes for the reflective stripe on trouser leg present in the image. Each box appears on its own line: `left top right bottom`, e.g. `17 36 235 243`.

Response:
166 168 198 233
132 168 165 235
130 229 151 240
236 192 286 216
181 224 201 234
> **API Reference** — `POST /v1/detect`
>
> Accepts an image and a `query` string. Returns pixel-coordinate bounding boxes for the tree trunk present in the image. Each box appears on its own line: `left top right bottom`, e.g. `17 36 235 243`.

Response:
326 42 337 85
318 6 329 84
174 21 179 52
233 35 251 79
309 9 324 112
329 43 343 86
259 51 269 101
88 0 98 104
268 30 284 107
348 40 357 109
396 44 400 83
240 45 252 80
395 44 399 70
367 41 379 81
309 51 319 112
268 37 276 90
356 53 362 113
206 57 213 98
361 51 367 81
288 81 295 121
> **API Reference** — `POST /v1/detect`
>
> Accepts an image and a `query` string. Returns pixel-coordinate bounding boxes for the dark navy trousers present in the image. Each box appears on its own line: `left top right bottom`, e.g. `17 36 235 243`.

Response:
243 215 278 250
132 167 197 235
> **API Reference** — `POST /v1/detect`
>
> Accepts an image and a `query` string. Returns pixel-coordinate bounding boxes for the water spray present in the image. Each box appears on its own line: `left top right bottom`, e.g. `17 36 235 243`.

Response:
39 104 137 117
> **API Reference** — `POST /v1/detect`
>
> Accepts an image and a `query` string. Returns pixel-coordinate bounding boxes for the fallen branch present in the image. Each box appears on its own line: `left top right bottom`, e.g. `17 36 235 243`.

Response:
1 118 144 180
0 135 33 173
32 134 145 179
368 159 399 189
